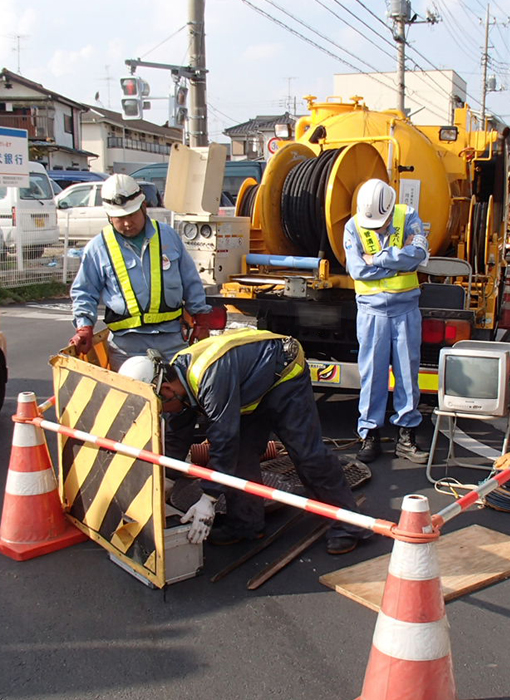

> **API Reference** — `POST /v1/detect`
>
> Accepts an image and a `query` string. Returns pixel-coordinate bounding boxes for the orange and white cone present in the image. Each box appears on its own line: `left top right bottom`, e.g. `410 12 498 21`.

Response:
355 494 458 700
0 391 86 561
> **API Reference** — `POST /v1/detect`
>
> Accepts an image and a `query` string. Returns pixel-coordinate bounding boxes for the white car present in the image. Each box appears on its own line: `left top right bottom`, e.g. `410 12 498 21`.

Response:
56 181 173 242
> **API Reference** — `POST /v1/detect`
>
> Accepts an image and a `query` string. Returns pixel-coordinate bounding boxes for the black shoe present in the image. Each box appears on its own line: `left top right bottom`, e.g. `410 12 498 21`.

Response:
395 427 430 464
326 535 358 555
356 429 382 463
208 525 265 546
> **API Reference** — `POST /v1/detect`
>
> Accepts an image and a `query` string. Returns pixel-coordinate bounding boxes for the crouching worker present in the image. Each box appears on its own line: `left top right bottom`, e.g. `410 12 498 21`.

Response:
159 328 371 555
118 354 215 546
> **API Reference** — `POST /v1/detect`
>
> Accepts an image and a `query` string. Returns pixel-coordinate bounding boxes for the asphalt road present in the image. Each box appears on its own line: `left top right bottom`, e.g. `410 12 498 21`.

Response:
0 301 510 700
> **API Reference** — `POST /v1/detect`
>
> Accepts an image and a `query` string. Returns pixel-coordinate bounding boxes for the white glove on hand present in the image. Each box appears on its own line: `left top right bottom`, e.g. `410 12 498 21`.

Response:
180 494 215 544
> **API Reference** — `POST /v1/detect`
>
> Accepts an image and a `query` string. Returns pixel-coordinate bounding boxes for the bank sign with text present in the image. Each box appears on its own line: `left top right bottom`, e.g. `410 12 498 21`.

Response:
0 127 29 187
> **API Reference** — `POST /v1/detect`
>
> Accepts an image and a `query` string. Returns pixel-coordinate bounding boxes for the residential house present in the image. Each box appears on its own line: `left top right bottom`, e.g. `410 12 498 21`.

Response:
81 105 182 175
0 67 95 170
224 112 296 161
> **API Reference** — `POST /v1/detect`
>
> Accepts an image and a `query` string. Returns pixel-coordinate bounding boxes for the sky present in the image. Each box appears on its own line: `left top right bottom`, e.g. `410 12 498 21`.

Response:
0 0 508 141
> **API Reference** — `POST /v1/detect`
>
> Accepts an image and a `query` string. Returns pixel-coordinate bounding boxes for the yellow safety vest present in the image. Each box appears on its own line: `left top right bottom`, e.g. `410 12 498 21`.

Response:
102 220 183 331
353 204 419 295
172 328 306 414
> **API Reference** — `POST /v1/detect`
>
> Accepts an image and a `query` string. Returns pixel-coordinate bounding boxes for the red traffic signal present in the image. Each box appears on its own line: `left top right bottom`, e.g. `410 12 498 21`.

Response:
120 77 139 96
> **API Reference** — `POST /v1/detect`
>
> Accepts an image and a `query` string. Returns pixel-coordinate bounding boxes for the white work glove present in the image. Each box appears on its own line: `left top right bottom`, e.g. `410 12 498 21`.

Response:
180 494 215 544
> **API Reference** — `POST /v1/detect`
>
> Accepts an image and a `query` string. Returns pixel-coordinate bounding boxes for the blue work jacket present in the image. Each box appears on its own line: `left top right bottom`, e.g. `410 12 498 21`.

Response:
343 206 428 317
71 218 210 334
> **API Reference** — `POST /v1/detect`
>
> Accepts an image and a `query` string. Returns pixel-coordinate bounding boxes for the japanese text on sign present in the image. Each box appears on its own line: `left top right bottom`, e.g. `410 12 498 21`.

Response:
0 127 29 187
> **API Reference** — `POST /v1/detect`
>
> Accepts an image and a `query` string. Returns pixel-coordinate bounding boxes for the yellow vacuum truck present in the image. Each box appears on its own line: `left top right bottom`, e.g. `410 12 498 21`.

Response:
203 95 510 392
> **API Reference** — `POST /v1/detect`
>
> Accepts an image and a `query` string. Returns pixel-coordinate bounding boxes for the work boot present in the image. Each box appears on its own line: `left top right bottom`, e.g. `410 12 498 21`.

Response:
356 429 382 463
395 427 430 464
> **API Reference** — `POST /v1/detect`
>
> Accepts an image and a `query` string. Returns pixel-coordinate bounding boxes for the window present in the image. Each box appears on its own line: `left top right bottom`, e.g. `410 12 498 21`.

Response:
20 173 54 200
59 185 92 208
64 114 73 134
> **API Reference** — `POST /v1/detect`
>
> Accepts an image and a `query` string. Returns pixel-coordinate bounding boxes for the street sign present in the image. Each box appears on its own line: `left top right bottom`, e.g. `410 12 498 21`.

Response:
0 126 29 187
267 137 281 155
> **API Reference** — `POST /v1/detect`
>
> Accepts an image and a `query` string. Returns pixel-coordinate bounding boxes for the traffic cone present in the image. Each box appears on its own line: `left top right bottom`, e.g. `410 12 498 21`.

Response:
355 494 458 700
0 391 87 561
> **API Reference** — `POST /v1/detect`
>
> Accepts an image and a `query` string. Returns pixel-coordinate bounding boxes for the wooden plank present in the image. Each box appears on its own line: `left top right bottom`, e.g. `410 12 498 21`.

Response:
320 524 510 611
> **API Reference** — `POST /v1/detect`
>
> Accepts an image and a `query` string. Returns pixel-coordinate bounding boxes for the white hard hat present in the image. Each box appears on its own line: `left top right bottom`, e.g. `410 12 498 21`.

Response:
356 179 396 229
118 355 156 383
101 174 145 217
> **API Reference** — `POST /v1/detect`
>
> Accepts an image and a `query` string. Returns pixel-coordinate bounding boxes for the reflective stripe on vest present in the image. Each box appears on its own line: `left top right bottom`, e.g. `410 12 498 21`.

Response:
353 204 419 295
102 220 183 331
172 328 306 414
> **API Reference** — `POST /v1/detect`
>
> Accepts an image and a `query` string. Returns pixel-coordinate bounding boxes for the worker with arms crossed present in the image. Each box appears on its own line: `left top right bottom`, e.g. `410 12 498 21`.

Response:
343 178 430 464
69 173 213 459
147 328 372 555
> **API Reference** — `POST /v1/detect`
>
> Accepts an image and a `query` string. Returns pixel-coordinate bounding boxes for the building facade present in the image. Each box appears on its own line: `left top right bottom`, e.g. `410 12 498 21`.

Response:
81 106 182 175
333 70 466 125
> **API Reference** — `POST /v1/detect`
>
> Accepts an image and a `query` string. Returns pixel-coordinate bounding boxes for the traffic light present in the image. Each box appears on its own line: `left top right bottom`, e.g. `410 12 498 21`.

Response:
120 76 150 120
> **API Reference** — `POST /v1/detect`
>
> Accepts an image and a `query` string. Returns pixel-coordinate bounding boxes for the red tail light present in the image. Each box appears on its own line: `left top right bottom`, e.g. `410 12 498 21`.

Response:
422 319 444 343
444 319 471 344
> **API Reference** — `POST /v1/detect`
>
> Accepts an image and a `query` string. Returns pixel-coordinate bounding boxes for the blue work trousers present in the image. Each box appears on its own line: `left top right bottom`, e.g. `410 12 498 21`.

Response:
357 305 422 438
225 367 364 541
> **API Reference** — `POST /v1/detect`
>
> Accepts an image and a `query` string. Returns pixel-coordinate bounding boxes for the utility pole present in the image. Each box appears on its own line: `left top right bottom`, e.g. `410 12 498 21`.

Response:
390 2 408 114
481 4 490 125
188 0 208 147
389 1 439 115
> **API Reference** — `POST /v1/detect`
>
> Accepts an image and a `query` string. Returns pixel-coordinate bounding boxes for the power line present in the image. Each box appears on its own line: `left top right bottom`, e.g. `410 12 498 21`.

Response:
327 0 397 53
312 0 396 64
352 0 389 30
241 0 399 94
259 0 401 88
139 25 187 59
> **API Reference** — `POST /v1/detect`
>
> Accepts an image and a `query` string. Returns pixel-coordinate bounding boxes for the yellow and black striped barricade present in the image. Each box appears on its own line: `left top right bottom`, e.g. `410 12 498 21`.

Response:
50 335 202 589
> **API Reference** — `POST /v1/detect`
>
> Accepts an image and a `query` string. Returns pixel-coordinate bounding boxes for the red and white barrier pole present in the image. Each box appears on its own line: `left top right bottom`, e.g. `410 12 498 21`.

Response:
433 465 510 527
28 415 398 536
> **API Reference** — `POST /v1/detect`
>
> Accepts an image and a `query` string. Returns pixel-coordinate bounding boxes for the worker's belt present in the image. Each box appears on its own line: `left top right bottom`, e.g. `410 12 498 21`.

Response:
275 336 301 376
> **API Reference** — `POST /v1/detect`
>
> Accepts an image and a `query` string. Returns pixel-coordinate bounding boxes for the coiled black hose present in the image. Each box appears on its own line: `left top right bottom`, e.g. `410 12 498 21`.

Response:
281 148 343 259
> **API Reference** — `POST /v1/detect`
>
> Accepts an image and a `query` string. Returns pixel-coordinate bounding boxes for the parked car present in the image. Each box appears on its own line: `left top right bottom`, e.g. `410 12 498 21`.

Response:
56 180 172 242
130 160 262 203
49 179 63 196
47 170 109 190
0 161 59 259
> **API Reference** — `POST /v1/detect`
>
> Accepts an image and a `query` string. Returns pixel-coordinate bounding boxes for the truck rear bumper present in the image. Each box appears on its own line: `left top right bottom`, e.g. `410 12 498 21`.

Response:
308 358 439 393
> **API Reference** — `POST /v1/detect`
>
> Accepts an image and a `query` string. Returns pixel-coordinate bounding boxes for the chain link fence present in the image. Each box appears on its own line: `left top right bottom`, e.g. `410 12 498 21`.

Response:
0 212 82 288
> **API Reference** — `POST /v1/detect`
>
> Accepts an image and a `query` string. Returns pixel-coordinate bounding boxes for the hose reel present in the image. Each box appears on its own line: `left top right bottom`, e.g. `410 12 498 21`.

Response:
236 141 389 267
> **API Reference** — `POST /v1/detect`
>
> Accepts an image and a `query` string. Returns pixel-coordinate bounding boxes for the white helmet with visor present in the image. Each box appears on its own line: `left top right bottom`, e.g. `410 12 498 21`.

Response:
102 174 145 217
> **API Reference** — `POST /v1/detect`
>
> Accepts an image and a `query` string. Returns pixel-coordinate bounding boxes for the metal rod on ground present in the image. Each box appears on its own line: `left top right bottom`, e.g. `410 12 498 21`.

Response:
211 494 366 583
210 512 305 583
246 521 330 590
30 416 385 534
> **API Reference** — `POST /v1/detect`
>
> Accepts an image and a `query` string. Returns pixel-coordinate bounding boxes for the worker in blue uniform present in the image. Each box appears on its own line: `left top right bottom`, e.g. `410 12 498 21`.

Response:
343 178 430 464
69 173 212 370
156 328 372 555
69 174 212 461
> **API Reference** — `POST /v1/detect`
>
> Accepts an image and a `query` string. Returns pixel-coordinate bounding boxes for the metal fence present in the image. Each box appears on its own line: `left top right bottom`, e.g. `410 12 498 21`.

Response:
0 212 82 288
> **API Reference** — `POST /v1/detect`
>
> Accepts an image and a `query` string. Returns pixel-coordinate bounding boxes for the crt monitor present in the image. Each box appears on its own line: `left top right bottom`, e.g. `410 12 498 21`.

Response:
438 341 510 417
